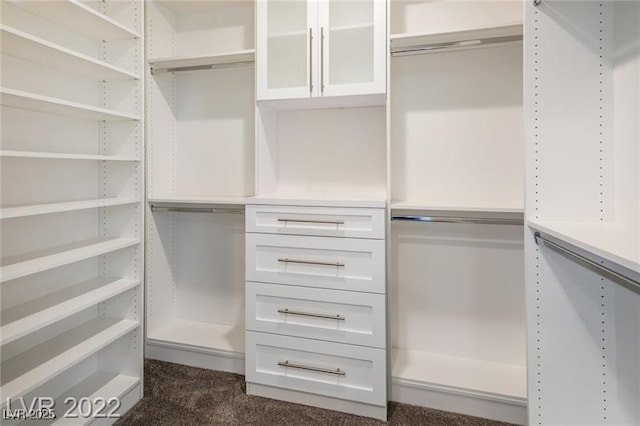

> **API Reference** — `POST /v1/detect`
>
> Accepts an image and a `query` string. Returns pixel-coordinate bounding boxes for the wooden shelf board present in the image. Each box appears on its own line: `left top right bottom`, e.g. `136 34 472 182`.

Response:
0 237 140 283
147 318 244 354
392 348 527 399
1 277 140 345
0 318 139 409
0 150 138 162
149 49 255 72
0 88 140 121
0 197 139 219
1 25 138 80
529 220 640 276
49 372 140 426
11 0 140 40
390 23 523 50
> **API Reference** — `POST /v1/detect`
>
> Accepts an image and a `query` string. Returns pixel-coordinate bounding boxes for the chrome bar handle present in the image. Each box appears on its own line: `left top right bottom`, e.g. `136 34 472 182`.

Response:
278 258 345 267
320 26 325 93
278 360 345 376
278 308 345 321
277 218 344 225
309 28 313 93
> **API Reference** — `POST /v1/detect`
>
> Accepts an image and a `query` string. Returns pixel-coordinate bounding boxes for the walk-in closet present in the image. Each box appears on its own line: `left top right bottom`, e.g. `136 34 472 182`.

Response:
0 0 638 425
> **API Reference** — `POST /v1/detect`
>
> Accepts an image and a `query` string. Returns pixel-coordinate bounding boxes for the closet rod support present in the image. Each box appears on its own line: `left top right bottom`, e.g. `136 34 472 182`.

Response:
391 34 523 57
391 215 523 225
150 206 245 214
534 232 640 293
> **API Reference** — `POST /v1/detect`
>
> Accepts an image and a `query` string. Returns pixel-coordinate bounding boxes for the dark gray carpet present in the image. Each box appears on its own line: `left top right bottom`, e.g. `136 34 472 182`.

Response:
116 360 515 426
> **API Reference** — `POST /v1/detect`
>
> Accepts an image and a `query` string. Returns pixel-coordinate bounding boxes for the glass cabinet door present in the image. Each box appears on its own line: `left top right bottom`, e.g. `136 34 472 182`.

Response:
257 0 318 100
319 0 386 97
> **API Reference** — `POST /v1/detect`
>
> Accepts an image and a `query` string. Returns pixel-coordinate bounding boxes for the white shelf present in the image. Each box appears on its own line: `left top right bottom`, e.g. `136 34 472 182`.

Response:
147 318 244 354
149 49 255 73
391 23 523 50
0 88 140 121
11 0 140 40
268 30 307 39
529 220 640 276
149 196 246 210
1 277 140 345
0 318 139 409
0 150 138 162
391 202 524 221
0 197 139 220
392 348 527 400
1 25 138 81
248 193 387 209
48 372 140 426
0 237 140 283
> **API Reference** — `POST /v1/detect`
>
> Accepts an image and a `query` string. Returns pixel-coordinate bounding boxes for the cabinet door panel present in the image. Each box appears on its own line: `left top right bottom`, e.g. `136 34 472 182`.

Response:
319 0 386 97
257 0 318 100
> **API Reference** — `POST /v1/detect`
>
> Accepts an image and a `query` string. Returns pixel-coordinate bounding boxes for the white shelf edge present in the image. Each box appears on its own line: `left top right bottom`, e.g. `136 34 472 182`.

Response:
0 197 139 220
149 49 255 72
148 196 246 211
11 0 140 40
0 150 139 162
391 348 527 400
0 318 139 409
390 23 524 47
529 220 640 277
1 278 140 345
390 202 524 221
147 318 245 355
247 193 387 209
49 372 140 426
0 237 140 283
1 25 139 81
0 88 140 121
267 30 307 39
330 23 374 32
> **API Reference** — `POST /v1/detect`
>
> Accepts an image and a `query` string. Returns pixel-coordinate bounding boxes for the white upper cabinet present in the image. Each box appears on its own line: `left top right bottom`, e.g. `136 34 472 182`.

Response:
257 0 386 101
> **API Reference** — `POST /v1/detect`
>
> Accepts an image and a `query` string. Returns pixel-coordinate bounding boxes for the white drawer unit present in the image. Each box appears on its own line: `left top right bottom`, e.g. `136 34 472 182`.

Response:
245 200 387 419
246 204 385 239
246 233 385 293
246 282 386 348
245 331 386 407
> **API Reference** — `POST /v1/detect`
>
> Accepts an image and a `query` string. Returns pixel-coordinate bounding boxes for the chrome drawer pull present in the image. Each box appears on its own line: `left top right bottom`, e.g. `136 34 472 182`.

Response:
278 308 345 321
278 258 345 267
277 218 345 225
278 360 345 376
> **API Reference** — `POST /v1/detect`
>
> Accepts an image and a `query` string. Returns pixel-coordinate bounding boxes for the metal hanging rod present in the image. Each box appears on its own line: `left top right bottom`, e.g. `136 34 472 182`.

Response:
150 206 245 214
391 34 523 57
534 232 640 293
391 215 523 225
151 61 254 75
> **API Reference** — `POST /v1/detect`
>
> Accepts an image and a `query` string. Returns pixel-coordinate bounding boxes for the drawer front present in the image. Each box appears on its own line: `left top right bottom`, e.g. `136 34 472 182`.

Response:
246 233 385 293
246 205 385 239
246 282 385 348
246 331 386 406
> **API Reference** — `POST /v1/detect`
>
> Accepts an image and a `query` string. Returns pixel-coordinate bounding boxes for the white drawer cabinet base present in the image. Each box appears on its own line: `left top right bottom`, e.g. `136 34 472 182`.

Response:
246 332 386 407
247 382 387 421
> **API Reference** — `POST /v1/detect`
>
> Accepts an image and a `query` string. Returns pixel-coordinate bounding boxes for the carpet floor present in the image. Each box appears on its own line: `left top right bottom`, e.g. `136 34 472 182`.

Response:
116 360 515 426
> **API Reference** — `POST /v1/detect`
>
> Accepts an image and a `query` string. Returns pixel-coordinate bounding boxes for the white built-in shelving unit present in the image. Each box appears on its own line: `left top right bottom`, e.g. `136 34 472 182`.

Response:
145 0 254 373
0 0 144 423
525 1 639 424
388 1 526 424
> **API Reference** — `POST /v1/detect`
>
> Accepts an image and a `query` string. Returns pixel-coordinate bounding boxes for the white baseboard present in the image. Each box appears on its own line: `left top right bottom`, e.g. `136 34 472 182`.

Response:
146 339 245 375
247 383 388 421
391 377 527 425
